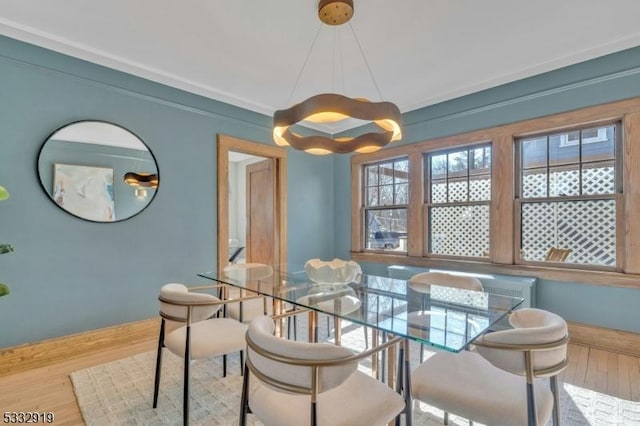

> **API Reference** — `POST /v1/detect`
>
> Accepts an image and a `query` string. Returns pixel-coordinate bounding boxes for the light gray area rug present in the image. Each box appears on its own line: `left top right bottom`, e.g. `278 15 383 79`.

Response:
71 322 640 426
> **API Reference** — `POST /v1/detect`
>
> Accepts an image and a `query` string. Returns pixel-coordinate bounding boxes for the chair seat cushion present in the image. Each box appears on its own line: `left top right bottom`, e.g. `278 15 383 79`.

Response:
249 370 405 426
164 318 248 359
412 351 554 426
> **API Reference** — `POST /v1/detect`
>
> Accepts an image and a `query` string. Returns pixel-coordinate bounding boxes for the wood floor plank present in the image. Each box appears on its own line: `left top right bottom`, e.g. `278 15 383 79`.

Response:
571 344 591 388
606 351 619 398
562 343 580 383
618 353 633 401
630 353 640 401
584 348 597 390
593 348 609 395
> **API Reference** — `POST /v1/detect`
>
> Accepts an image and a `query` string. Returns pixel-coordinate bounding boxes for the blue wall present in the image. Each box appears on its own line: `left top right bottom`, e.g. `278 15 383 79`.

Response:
334 47 640 333
2 34 639 348
0 35 335 348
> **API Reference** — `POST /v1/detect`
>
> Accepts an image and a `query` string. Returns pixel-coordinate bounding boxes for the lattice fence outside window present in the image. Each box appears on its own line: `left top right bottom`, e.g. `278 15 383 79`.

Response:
521 198 616 265
430 204 490 257
518 123 619 267
427 144 491 258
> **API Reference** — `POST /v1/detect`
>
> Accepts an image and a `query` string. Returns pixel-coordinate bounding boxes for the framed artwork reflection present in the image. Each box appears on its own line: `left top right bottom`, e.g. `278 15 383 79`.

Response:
53 163 115 222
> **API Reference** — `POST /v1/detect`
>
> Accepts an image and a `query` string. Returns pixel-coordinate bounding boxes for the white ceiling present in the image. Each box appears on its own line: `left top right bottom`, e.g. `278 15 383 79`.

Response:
53 121 147 150
2 1 640 133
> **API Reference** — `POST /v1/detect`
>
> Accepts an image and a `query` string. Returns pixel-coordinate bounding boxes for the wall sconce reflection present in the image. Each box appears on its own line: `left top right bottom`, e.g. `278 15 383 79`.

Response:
135 188 148 199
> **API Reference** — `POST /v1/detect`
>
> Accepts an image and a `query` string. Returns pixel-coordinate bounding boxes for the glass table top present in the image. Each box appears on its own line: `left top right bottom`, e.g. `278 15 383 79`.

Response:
198 265 524 353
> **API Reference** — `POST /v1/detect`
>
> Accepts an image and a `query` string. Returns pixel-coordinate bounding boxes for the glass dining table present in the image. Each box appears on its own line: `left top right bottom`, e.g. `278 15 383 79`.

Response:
198 265 524 426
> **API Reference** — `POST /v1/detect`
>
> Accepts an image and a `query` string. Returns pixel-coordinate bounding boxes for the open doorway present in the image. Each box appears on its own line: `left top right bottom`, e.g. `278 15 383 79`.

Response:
216 134 287 272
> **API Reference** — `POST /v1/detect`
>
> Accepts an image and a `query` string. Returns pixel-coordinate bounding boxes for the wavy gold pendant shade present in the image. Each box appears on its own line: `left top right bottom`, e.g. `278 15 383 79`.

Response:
272 0 402 155
273 94 402 155
123 172 159 188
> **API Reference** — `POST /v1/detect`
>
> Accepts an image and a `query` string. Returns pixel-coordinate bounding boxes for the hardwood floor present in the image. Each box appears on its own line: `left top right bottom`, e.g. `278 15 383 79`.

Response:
0 340 638 425
561 343 640 401
0 339 156 426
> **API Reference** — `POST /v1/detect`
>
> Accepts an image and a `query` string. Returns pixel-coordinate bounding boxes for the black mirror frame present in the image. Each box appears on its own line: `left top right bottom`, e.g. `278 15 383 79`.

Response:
37 119 160 223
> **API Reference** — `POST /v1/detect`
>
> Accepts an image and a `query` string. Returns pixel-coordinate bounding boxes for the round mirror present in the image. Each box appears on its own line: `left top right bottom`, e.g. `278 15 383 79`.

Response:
37 120 159 222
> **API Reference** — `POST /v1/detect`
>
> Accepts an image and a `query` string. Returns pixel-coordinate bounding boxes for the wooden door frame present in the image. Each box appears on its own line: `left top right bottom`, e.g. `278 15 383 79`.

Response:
216 134 287 272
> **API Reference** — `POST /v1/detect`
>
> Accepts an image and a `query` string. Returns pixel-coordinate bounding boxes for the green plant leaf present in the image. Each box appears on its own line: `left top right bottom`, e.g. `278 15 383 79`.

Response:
0 283 9 297
0 244 14 255
0 185 8 201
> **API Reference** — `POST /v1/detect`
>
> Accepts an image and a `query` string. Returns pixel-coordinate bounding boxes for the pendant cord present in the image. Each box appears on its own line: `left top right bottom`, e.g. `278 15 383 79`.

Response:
338 28 345 94
332 27 337 93
349 22 384 101
285 23 323 106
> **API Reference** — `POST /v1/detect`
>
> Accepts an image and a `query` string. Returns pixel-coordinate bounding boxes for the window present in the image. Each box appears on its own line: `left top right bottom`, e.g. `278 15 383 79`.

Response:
351 97 640 284
517 123 619 267
426 144 491 257
558 127 608 147
363 158 408 251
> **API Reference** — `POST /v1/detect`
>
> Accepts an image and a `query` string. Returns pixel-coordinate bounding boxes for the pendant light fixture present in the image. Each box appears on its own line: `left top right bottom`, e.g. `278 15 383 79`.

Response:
123 172 159 188
273 0 402 155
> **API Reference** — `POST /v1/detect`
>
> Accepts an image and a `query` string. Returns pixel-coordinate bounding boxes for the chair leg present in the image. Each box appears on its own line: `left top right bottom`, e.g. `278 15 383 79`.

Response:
293 315 297 340
334 316 342 346
381 332 387 385
550 375 561 426
403 343 413 426
239 363 250 426
526 382 537 426
152 319 166 408
394 344 404 426
239 350 244 376
184 325 191 426
443 412 448 425
223 354 227 377
326 315 331 338
287 314 299 341
311 402 317 426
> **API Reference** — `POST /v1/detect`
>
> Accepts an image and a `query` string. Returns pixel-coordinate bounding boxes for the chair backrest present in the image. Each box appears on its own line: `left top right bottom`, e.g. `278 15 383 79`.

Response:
476 308 568 377
408 271 484 294
223 263 274 282
295 287 362 315
159 283 221 323
545 247 572 262
246 316 358 394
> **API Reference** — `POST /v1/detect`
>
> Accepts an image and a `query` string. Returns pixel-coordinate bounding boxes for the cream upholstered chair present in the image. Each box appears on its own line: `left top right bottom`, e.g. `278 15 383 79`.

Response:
296 285 362 345
153 283 249 425
304 258 365 346
407 271 484 362
411 308 569 426
222 263 305 339
239 315 406 426
223 263 274 322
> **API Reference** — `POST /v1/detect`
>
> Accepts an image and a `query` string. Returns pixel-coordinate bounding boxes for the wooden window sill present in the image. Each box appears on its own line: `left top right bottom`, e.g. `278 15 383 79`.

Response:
351 252 640 289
